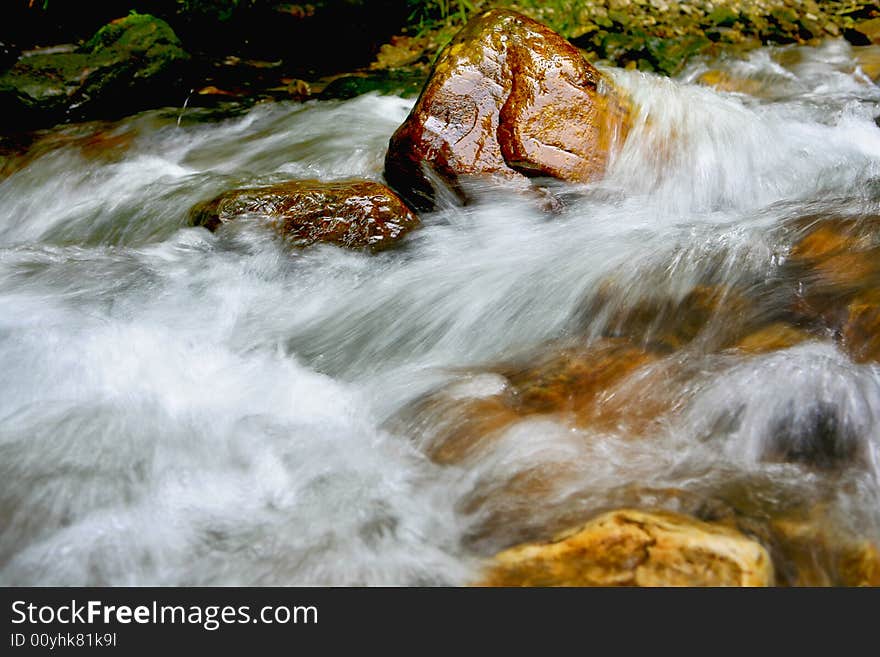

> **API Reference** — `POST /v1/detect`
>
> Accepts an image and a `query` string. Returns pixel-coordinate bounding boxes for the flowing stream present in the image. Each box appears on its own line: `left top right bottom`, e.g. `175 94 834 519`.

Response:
1 39 880 585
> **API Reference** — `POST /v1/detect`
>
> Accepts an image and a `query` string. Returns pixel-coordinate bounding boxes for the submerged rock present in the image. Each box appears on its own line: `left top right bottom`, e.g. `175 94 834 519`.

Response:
477 508 773 587
734 322 811 354
396 338 662 466
764 401 865 470
0 14 190 127
384 9 632 210
843 289 880 363
190 179 419 251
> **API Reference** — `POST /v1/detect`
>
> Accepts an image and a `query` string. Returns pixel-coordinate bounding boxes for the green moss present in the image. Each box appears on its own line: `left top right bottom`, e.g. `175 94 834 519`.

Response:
0 13 189 124
645 35 713 76
708 7 740 28
84 13 186 55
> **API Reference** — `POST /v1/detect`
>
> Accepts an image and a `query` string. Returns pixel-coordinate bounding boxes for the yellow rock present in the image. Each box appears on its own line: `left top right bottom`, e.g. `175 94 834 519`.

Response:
697 69 764 96
477 508 774 587
853 45 880 82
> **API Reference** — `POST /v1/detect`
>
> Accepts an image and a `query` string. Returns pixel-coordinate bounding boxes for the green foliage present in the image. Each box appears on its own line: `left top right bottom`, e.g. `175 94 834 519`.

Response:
406 0 476 35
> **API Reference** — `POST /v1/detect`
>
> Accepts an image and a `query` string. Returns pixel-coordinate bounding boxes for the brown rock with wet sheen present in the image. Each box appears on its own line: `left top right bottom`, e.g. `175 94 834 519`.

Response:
384 10 631 209
190 179 419 250
843 289 880 363
477 509 773 587
401 338 661 466
734 322 812 354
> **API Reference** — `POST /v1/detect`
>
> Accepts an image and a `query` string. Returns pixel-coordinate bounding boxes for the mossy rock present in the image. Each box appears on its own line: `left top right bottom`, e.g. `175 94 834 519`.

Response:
645 35 713 76
0 13 189 127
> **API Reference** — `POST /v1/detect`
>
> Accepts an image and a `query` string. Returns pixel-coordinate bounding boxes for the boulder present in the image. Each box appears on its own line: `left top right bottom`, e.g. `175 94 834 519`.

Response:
0 14 190 127
477 508 774 587
384 10 632 210
190 179 419 251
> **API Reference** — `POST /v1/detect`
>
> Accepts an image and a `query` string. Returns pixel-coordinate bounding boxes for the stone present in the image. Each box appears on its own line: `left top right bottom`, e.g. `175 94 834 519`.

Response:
854 45 880 82
501 338 658 419
0 13 190 127
190 179 419 251
843 289 880 363
769 516 880 586
734 322 811 354
477 509 774 586
697 69 766 96
384 10 632 210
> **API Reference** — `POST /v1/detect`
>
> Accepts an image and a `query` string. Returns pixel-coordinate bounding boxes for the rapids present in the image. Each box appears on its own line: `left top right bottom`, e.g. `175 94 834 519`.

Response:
1 39 880 585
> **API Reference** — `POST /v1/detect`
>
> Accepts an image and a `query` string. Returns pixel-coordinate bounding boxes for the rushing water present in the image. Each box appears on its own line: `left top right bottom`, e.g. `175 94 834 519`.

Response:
1 39 880 585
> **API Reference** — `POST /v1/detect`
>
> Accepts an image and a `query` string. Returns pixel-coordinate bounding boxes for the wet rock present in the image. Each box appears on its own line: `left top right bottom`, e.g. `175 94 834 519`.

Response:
383 10 632 210
842 289 880 363
690 475 880 586
190 179 419 251
476 509 773 586
768 515 880 586
764 401 865 470
734 322 811 354
584 283 754 351
399 338 662 466
854 45 880 82
697 69 766 96
0 14 190 127
501 338 658 419
784 215 880 339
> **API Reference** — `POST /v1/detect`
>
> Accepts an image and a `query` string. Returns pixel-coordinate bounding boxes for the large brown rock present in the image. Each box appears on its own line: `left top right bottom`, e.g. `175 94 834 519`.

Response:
190 179 419 251
384 10 632 210
477 508 773 587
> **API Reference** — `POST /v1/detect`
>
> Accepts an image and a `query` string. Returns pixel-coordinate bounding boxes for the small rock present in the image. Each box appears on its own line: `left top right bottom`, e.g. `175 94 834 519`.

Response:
190 179 419 251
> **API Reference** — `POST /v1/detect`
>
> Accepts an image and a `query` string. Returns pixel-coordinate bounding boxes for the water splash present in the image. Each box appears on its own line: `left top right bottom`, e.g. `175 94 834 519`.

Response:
1 41 880 584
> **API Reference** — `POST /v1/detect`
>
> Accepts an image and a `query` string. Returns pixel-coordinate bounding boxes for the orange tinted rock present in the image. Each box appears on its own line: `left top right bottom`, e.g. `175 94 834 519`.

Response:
697 69 765 96
842 289 880 363
734 322 812 354
398 339 661 468
788 218 880 290
854 45 880 82
190 179 419 250
384 10 631 209
476 509 773 587
768 515 880 587
502 338 659 421
426 396 521 465
784 216 880 336
586 283 754 351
